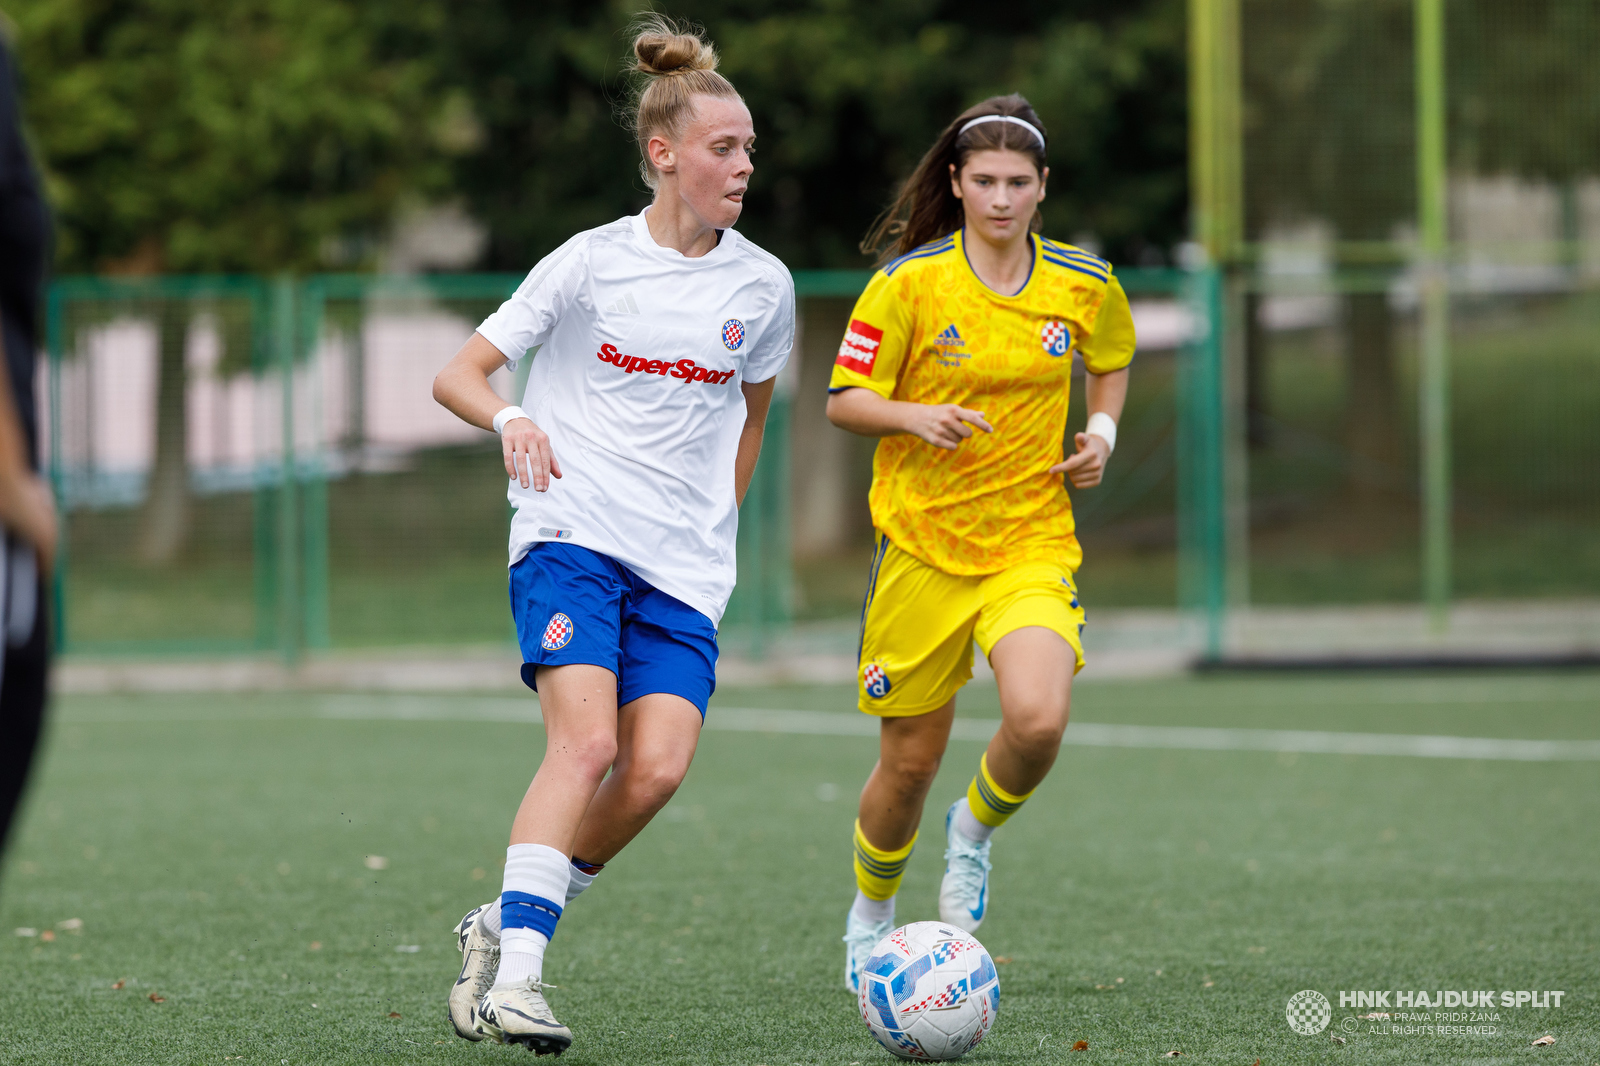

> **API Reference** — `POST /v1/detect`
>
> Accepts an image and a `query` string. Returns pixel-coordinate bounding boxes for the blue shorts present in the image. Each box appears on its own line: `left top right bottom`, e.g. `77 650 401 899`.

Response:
509 542 718 717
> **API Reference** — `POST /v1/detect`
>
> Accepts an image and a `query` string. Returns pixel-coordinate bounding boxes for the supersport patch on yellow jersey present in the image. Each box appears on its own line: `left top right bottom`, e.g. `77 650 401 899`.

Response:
828 228 1136 576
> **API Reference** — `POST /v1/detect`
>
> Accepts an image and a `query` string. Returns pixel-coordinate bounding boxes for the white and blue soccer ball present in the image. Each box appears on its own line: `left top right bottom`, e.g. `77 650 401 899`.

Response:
857 921 1000 1060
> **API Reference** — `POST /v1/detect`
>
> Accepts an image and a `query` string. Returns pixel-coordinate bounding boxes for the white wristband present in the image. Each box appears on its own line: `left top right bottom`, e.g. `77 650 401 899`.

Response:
1085 412 1118 453
493 405 531 435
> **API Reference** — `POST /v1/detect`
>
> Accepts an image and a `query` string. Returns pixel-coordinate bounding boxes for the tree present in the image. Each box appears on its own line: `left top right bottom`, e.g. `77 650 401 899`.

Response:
1240 0 1600 498
9 0 455 560
434 0 1188 271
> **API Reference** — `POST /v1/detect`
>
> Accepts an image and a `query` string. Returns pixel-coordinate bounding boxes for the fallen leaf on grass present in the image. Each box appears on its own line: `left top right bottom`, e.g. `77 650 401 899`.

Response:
388 1011 402 1018
57 918 83 932
1531 1035 1555 1047
14 928 36 938
1330 1037 1345 1045
1163 1052 1183 1058
993 956 1013 964
1072 1041 1089 1051
1202 981 1214 988
308 941 322 951
364 855 389 871
147 993 165 1003
111 980 124 990
395 944 420 953
40 930 55 942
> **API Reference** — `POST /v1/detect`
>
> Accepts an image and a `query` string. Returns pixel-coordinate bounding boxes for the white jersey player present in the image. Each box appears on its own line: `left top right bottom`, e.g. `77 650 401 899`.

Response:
430 16 793 1054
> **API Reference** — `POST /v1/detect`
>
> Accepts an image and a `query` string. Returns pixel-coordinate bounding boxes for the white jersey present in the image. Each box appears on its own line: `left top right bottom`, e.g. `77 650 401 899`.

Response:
476 210 794 625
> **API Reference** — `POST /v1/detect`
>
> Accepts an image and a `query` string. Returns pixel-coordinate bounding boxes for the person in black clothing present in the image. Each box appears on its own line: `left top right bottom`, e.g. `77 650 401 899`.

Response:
0 35 59 865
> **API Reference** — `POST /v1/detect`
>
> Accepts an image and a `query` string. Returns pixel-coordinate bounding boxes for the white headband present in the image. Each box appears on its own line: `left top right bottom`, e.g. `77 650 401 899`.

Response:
958 114 1046 150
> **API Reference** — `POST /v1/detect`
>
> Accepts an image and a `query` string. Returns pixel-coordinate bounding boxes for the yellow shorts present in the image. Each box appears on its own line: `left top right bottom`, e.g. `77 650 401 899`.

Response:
855 535 1086 717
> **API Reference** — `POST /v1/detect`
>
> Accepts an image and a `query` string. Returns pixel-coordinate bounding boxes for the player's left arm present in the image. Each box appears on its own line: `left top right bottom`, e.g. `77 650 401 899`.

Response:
1052 276 1136 489
734 376 776 506
1054 367 1128 488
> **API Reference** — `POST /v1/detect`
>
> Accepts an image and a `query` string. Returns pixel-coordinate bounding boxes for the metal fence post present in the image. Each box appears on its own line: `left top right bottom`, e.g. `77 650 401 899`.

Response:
1416 0 1452 631
1179 265 1227 660
298 279 331 650
270 276 301 663
45 283 68 654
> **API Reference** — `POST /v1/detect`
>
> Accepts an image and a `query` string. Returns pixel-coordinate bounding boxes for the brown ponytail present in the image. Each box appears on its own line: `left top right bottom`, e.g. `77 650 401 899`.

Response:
861 94 1049 264
627 14 742 189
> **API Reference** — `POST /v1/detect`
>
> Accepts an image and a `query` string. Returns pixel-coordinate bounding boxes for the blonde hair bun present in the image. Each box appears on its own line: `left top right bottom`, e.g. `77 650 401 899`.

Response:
626 14 742 188
633 15 718 77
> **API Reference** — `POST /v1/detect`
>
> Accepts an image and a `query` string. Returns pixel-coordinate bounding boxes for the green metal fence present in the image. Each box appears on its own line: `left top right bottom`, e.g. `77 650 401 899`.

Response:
45 266 1225 661
1191 0 1600 656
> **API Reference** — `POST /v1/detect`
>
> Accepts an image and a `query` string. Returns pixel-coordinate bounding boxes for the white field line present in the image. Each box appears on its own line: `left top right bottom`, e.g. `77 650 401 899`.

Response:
313 699 1600 762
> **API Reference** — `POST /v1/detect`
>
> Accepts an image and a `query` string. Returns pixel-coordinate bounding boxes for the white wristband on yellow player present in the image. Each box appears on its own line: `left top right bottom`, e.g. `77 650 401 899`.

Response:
493 405 532 434
1085 412 1117 454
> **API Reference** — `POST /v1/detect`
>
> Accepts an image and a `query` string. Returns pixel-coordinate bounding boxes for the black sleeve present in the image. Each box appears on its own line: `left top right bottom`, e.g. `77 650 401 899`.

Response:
0 39 51 468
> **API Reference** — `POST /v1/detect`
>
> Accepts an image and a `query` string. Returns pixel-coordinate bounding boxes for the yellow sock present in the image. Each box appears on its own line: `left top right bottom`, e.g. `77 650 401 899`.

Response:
853 820 917 901
966 752 1034 828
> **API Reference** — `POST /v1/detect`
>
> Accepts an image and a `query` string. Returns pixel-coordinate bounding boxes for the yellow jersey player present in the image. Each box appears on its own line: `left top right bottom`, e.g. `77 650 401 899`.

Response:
827 94 1135 989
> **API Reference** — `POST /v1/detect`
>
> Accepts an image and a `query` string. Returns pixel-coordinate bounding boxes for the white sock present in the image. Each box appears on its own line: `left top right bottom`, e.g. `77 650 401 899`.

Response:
952 797 996 843
481 858 596 939
479 899 501 941
852 889 895 926
492 843 570 989
497 926 548 986
566 864 597 904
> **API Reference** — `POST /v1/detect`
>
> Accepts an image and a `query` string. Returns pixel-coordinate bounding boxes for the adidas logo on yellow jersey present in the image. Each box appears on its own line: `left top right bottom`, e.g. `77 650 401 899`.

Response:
929 324 969 367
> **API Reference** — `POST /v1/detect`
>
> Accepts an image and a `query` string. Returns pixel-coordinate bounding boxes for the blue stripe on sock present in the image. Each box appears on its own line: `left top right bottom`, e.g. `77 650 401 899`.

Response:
976 772 1026 816
501 891 563 940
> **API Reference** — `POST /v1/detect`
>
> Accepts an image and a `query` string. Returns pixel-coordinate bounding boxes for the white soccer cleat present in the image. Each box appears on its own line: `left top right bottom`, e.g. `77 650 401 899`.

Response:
843 909 894 995
474 980 573 1055
447 903 500 1041
938 800 992 932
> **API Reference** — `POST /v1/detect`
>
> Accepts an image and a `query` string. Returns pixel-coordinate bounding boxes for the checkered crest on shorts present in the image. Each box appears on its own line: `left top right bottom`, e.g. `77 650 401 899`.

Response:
541 612 574 651
862 661 892 699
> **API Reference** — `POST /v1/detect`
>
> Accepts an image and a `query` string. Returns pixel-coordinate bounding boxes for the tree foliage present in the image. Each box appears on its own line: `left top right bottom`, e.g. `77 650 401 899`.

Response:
1241 0 1600 243
7 0 452 273
438 0 1189 270
5 0 1195 273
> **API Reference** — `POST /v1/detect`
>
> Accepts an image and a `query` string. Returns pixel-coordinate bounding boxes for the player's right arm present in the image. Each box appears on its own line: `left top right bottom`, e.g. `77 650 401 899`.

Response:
433 333 561 492
432 233 590 492
824 269 993 449
826 388 992 450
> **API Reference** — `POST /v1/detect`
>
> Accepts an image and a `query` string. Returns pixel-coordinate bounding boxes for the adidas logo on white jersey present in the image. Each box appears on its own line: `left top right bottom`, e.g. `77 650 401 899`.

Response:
605 292 641 315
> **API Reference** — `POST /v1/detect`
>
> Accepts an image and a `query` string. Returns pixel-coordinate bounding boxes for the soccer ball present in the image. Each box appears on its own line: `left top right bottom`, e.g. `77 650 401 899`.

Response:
857 921 1000 1060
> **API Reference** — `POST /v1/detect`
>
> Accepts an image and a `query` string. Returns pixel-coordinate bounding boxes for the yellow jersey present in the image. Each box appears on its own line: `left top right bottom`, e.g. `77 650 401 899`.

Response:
828 229 1136 575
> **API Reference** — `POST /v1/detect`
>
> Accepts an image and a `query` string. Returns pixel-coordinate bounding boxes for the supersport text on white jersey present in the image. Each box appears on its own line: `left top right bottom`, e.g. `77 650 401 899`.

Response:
476 209 795 625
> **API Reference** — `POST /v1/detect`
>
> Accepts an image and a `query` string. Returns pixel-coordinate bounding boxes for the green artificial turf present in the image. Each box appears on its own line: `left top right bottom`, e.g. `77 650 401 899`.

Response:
3 673 1597 1064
